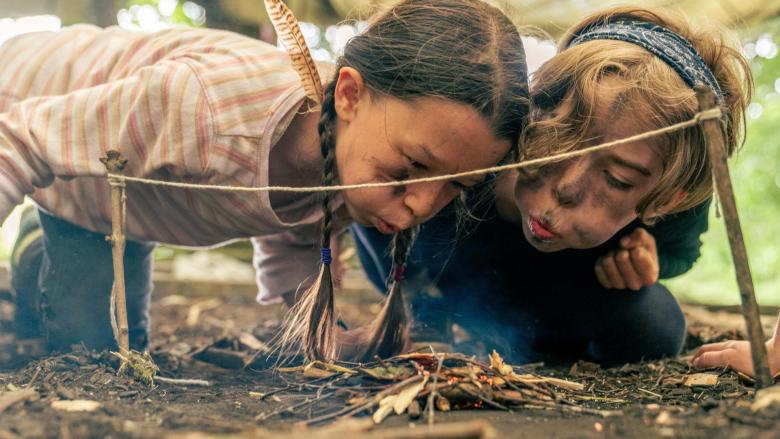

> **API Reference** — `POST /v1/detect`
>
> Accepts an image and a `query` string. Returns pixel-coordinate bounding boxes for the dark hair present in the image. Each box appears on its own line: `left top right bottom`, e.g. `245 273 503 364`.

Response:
279 0 529 362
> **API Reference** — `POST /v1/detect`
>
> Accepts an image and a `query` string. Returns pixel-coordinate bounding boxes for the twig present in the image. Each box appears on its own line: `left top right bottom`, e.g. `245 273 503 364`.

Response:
261 372 351 401
255 391 336 422
305 375 423 425
154 376 211 387
638 387 662 399
523 401 622 418
26 366 42 388
695 85 772 388
100 151 130 359
427 348 444 426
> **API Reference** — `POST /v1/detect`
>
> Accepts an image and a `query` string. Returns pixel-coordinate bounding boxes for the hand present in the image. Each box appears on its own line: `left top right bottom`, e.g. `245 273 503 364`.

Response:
692 314 780 378
594 228 659 291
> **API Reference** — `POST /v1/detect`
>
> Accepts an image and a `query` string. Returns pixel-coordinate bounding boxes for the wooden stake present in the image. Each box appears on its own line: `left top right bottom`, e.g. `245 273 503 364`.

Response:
695 85 772 388
100 150 130 358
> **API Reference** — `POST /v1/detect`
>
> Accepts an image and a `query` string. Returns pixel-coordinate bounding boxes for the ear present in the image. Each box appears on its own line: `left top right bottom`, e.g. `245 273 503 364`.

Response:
643 189 687 219
333 67 366 124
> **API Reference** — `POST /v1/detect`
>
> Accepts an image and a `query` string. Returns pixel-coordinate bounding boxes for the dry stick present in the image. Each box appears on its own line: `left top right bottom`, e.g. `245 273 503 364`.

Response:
695 85 773 388
427 350 444 426
304 375 424 425
154 376 211 387
100 151 130 359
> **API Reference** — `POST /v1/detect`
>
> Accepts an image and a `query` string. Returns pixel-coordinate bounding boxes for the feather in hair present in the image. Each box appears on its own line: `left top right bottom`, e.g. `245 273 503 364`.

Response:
264 0 324 104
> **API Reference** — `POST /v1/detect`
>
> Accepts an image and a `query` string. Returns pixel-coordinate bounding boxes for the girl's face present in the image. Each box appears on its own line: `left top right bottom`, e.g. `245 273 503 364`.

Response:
333 68 510 234
513 88 667 252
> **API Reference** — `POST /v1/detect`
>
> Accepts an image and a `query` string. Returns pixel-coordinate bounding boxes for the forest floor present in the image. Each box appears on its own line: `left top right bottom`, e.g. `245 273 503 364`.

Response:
1 261 779 439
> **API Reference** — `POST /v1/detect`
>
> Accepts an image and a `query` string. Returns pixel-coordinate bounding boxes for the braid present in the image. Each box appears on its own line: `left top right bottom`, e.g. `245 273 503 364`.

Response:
358 227 418 360
276 81 341 362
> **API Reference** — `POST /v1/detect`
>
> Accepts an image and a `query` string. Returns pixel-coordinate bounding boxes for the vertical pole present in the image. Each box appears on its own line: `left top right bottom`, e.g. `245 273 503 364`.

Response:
695 85 772 388
100 151 130 358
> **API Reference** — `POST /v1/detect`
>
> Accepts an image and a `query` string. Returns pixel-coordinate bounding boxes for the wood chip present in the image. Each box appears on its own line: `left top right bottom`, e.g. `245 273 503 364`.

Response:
238 333 270 352
683 373 719 387
751 384 780 412
0 388 38 413
51 400 102 412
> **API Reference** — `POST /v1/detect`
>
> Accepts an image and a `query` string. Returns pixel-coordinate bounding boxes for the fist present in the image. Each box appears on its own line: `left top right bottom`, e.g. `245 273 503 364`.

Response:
594 228 659 291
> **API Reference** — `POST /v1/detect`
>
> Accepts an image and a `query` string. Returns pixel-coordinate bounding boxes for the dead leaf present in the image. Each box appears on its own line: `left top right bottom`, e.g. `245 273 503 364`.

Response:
683 373 719 387
489 350 514 376
313 361 355 374
372 395 397 424
303 363 336 379
393 375 428 415
371 376 429 424
359 365 415 381
51 400 102 412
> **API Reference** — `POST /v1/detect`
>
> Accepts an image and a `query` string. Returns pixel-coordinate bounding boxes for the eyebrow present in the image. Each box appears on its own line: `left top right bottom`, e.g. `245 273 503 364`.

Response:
606 154 652 177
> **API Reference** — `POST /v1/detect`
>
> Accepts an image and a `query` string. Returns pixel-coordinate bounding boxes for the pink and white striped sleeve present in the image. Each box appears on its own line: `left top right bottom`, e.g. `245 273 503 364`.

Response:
0 60 214 224
251 222 322 305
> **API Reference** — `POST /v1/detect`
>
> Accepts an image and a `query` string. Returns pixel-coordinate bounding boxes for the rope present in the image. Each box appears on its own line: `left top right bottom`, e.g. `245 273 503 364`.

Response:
105 108 722 193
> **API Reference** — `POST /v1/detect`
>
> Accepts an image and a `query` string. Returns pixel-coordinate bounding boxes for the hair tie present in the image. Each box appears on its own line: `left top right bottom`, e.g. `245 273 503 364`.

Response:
320 247 332 265
393 265 406 282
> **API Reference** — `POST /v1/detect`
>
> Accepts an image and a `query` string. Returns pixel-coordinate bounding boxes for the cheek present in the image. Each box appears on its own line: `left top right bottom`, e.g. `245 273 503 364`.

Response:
572 192 637 243
342 187 396 214
514 177 550 212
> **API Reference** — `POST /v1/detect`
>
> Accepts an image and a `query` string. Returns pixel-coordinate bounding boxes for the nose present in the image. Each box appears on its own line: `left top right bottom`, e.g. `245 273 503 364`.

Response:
403 181 449 221
552 161 586 207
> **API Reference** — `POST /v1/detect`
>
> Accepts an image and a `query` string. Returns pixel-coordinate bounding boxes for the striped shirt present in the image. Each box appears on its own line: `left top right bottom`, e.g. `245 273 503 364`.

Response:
0 25 333 303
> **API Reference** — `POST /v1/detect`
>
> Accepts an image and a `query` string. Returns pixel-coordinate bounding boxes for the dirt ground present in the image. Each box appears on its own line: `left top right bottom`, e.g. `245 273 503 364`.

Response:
1 263 779 439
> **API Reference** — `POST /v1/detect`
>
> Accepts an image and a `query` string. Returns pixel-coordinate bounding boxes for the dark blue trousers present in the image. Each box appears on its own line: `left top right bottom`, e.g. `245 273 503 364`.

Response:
351 215 686 366
12 209 155 352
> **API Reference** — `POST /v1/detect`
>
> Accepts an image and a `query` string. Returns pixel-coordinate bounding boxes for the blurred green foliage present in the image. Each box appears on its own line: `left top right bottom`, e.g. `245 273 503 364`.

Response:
668 25 780 305
123 0 205 29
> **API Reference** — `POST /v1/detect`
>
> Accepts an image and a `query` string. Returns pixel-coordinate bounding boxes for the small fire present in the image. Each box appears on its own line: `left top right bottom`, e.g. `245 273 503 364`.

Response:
477 375 494 386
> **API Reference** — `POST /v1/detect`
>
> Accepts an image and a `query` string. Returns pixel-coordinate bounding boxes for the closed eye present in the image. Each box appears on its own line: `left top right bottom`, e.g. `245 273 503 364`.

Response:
405 154 428 171
603 170 633 191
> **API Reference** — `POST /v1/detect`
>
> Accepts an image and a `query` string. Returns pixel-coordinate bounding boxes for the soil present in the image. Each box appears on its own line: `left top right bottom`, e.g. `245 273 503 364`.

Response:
1 267 779 439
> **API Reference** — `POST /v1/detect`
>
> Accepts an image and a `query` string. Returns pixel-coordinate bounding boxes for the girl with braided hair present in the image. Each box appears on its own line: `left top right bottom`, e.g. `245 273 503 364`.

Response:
1 0 529 364
352 6 753 365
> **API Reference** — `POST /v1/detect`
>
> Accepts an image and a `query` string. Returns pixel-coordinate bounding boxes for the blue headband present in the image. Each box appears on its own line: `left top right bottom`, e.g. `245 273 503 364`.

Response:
568 19 723 102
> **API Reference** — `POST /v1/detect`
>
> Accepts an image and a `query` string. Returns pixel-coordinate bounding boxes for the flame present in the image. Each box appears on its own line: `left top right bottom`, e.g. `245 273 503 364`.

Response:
477 375 494 386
